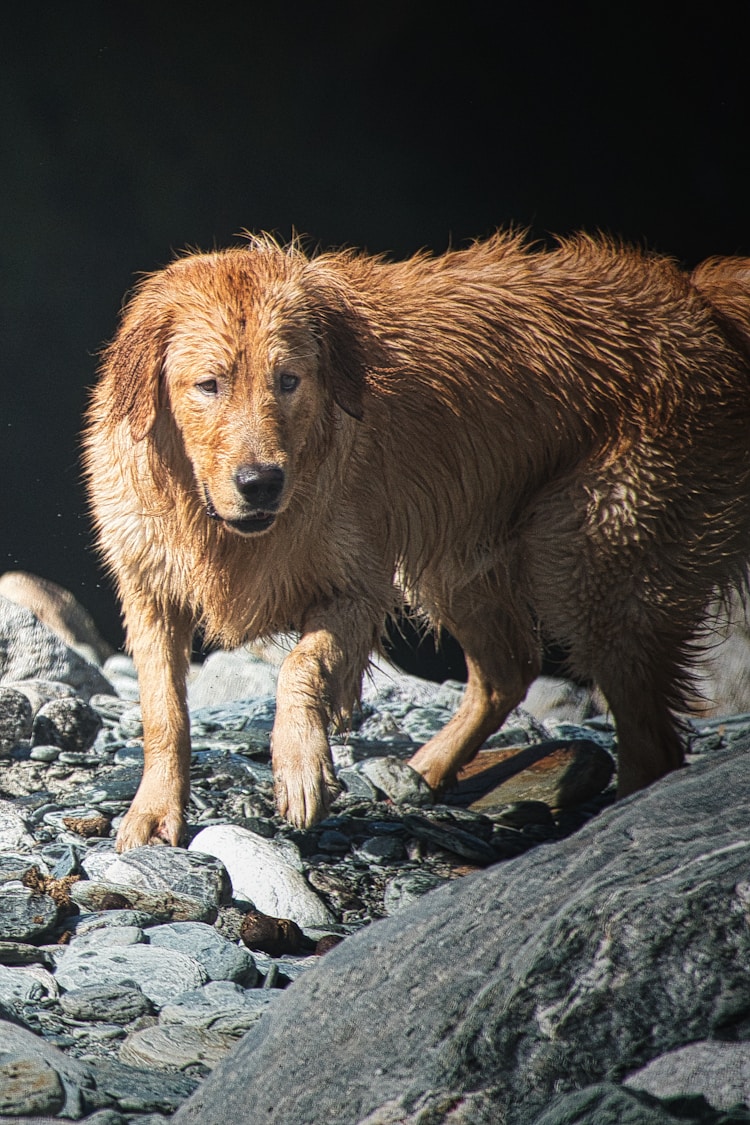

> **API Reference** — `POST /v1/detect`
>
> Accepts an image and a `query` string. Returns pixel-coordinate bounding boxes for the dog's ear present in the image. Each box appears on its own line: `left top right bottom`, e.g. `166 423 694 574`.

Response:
100 291 171 442
310 279 391 422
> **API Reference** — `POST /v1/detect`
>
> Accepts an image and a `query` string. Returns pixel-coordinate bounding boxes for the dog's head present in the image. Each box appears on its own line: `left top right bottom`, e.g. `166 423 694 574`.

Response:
99 241 380 536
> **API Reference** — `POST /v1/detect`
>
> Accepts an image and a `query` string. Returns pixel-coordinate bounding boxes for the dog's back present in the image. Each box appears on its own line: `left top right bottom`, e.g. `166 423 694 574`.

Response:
691 255 750 359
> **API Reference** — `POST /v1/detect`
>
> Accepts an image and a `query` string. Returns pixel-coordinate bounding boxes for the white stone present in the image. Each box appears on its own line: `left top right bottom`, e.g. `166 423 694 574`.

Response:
189 824 334 926
187 648 279 710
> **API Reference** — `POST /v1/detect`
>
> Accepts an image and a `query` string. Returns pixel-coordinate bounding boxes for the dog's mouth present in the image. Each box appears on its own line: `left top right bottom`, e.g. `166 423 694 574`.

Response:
203 488 277 535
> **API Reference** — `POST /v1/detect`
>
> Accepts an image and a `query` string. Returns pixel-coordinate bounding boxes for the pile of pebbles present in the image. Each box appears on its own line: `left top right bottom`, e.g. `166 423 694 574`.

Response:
1 645 747 1122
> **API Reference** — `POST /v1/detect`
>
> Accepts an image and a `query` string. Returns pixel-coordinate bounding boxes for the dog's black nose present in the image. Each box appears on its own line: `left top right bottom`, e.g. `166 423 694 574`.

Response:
234 463 285 509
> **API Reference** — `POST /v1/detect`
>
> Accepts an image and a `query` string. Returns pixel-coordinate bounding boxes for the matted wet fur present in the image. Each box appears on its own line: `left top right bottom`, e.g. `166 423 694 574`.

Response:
83 231 750 851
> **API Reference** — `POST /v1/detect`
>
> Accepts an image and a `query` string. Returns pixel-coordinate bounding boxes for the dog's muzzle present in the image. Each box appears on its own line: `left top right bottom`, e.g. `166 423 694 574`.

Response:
204 463 285 535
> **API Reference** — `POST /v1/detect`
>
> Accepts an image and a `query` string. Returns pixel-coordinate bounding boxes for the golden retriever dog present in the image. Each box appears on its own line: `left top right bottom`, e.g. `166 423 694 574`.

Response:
83 231 750 851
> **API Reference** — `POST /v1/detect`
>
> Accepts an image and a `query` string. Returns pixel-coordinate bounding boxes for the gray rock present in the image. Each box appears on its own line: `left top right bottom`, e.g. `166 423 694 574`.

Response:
104 845 231 910
355 755 435 806
354 835 405 863
189 824 335 926
60 982 155 1023
625 1040 750 1111
0 853 47 884
0 963 58 1006
78 766 141 806
30 743 61 761
0 1016 108 1118
0 941 55 969
0 886 60 942
529 1083 733 1125
0 802 36 851
32 696 102 753
73 909 159 935
0 570 113 665
0 687 33 751
159 980 279 1034
401 812 498 864
1 677 77 715
71 924 145 948
187 647 279 710
0 594 113 700
382 871 450 915
522 675 607 726
119 1023 239 1071
0 1053 66 1116
54 944 208 1008
79 1055 198 1114
172 741 750 1125
147 921 258 986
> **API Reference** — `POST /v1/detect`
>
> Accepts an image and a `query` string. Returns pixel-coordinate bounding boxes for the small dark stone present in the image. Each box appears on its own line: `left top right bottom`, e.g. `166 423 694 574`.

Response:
315 935 344 955
0 687 33 750
100 892 133 910
240 909 306 956
32 697 102 753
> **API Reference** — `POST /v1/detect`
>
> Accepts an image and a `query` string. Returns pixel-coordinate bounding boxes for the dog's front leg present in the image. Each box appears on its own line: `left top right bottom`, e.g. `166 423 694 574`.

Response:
272 602 373 828
116 591 193 852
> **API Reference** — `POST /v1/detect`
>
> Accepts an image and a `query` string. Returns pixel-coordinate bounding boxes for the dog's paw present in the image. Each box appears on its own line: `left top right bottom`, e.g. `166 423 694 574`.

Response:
115 802 187 852
273 745 340 829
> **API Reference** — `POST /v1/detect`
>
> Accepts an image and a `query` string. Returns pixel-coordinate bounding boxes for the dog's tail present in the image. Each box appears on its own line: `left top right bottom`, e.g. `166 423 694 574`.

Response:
691 255 750 360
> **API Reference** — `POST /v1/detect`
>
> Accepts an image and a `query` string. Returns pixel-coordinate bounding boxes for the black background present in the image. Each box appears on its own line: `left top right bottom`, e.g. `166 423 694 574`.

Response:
3 3 749 651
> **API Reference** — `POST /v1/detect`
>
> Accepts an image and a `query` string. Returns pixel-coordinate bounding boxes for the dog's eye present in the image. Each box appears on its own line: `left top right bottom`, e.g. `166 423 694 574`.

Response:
278 372 300 394
196 379 219 396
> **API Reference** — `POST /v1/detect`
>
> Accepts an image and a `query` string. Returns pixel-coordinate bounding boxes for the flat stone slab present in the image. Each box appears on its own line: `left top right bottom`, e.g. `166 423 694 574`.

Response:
455 737 615 810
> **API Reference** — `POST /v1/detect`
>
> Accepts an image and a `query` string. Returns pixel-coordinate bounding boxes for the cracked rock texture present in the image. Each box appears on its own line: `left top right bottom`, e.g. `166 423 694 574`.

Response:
175 739 750 1125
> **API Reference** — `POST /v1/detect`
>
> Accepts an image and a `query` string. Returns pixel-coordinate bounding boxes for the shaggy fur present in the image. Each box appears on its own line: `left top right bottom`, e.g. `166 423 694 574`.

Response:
83 231 750 851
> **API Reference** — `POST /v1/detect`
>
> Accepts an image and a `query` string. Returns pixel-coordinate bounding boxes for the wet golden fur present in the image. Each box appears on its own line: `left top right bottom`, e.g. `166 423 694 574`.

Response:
83 231 750 850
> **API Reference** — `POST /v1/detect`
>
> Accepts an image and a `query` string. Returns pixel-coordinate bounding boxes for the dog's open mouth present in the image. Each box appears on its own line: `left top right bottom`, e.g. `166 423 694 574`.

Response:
226 512 277 534
203 488 277 535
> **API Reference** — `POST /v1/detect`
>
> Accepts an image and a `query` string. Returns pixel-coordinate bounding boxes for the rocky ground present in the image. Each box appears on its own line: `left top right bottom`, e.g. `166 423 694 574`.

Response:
0 580 749 1122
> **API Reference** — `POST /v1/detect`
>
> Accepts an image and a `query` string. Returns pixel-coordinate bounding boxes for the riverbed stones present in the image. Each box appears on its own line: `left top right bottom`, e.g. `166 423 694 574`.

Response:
4 576 750 1118
172 739 750 1125
32 695 103 753
69 879 218 924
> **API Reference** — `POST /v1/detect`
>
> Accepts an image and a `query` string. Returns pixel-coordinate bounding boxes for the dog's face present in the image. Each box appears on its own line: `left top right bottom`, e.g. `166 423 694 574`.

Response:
103 247 371 537
165 278 330 536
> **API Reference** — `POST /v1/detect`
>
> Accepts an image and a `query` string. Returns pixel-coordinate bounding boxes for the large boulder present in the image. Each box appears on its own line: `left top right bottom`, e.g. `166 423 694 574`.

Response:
0 571 112 665
174 739 750 1125
0 594 112 700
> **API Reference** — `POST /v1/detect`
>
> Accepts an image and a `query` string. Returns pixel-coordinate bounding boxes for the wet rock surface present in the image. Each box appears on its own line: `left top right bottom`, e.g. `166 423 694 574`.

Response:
176 740 750 1125
1 582 749 1121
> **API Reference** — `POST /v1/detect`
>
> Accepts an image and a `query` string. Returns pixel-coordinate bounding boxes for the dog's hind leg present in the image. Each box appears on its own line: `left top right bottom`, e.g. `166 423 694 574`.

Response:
407 595 540 792
584 642 689 797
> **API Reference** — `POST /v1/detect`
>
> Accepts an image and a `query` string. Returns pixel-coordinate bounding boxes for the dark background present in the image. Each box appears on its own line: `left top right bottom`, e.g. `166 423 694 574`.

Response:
2 3 749 652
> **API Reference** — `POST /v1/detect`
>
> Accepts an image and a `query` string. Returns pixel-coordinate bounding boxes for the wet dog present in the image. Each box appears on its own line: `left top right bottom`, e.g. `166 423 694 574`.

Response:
83 232 750 850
